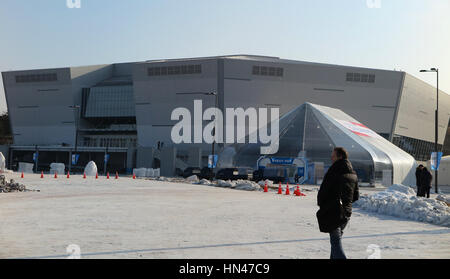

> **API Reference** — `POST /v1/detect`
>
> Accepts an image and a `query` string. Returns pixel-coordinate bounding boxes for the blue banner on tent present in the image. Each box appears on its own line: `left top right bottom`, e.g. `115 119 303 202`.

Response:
72 154 80 165
430 152 443 171
208 155 218 168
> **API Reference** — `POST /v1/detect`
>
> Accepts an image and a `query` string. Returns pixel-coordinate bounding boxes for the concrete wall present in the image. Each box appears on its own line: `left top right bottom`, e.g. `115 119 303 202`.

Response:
395 74 450 144
132 57 404 152
224 58 403 136
133 59 218 151
2 68 75 145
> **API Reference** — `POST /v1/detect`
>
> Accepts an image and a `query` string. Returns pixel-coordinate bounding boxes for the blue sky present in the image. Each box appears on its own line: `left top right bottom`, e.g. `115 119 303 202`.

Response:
1 0 449 113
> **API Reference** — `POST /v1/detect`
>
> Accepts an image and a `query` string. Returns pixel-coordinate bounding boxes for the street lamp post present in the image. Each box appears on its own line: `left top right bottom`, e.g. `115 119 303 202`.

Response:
205 91 218 164
68 105 81 173
420 68 439 194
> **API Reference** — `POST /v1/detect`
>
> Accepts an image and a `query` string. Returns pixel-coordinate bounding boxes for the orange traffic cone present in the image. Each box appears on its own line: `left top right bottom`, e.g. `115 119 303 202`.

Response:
54 172 58 178
115 172 119 179
95 172 98 179
295 185 300 196
277 182 282 194
264 182 268 192
83 172 86 179
300 188 306 196
67 171 70 179
21 172 24 178
106 172 110 179
285 183 290 195
41 171 44 179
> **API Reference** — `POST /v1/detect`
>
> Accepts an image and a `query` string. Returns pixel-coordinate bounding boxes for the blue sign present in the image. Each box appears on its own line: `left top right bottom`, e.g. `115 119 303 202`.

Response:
72 154 80 165
33 152 38 162
297 167 305 177
208 155 218 168
431 152 443 171
270 157 294 165
104 154 110 164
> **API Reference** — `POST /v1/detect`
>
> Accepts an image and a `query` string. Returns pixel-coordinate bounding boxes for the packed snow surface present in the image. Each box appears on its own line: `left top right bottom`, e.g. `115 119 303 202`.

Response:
355 184 450 227
1 173 449 259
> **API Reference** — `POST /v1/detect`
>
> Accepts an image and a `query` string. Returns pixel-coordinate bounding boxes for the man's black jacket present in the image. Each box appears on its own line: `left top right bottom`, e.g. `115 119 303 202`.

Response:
316 159 359 233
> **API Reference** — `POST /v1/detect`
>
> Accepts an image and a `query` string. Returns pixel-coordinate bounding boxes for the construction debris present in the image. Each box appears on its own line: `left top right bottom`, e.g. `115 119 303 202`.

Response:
0 175 39 193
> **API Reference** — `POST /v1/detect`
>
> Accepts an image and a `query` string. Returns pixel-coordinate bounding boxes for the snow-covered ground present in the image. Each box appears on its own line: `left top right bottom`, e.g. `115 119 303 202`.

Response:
0 173 449 259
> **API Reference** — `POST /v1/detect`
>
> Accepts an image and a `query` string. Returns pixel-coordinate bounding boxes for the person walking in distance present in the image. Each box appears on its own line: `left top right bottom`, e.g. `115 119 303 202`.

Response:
415 165 424 197
421 166 433 198
317 147 359 259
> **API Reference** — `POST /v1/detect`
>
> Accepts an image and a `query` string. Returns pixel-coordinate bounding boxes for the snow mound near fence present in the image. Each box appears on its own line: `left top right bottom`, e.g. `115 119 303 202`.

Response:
258 179 274 187
214 179 261 191
354 184 450 227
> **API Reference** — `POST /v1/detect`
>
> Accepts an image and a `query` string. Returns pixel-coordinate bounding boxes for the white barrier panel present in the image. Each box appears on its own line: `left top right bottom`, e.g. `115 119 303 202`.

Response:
132 168 161 178
133 168 147 177
153 168 160 177
18 162 34 174
50 163 65 175
146 168 154 177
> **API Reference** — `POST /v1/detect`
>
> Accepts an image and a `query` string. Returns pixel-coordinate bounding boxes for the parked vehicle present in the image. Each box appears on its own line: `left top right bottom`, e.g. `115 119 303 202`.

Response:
199 167 215 180
215 167 254 181
255 168 285 183
182 167 201 178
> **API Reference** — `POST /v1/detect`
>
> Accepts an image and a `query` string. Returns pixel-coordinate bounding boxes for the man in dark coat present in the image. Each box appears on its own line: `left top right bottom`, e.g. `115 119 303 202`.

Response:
420 167 433 198
317 147 359 259
415 165 424 197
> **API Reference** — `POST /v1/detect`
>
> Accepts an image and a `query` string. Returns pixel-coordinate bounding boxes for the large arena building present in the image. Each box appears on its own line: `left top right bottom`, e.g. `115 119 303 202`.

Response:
2 55 450 176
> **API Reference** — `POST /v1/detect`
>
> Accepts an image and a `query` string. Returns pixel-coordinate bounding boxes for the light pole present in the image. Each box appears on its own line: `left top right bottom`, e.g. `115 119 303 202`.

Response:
186 91 219 169
205 91 218 165
68 105 80 173
420 68 439 194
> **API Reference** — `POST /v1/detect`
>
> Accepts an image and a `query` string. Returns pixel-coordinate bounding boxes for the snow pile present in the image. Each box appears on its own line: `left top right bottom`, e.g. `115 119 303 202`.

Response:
50 163 65 175
84 161 98 176
186 175 199 183
215 179 261 191
0 152 6 172
217 179 234 188
258 179 274 187
197 179 212 185
354 184 450 227
234 180 262 191
436 194 450 205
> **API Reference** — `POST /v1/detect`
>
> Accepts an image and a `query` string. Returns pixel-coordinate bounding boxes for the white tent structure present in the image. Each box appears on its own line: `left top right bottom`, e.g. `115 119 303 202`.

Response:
218 103 417 186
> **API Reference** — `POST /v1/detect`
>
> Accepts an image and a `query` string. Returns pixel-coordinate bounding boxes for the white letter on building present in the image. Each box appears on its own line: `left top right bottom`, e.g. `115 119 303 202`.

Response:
259 108 279 154
225 107 258 144
171 107 192 144
203 107 223 144
194 100 203 144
